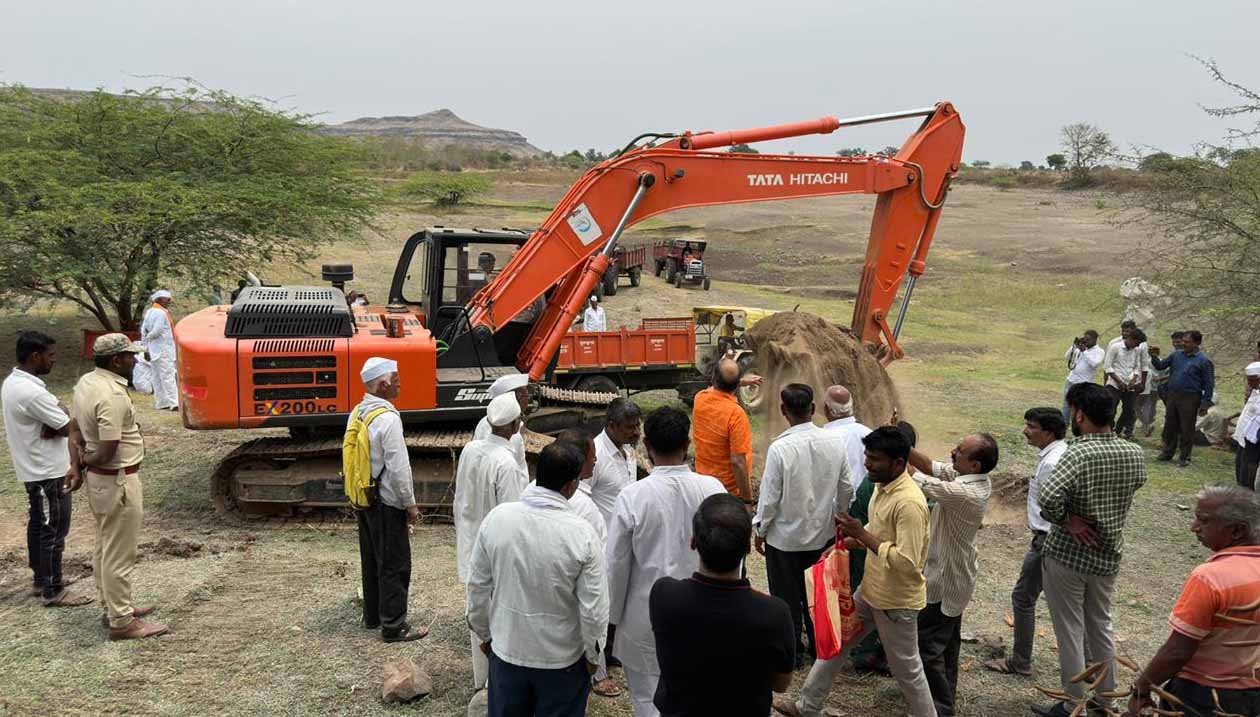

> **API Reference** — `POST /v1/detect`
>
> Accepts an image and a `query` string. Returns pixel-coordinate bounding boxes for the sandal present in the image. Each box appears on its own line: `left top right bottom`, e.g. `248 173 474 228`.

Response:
983 657 1031 676
591 678 622 698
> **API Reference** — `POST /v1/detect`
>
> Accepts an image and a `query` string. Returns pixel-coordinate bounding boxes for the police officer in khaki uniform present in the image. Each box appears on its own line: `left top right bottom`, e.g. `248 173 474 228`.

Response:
69 333 167 640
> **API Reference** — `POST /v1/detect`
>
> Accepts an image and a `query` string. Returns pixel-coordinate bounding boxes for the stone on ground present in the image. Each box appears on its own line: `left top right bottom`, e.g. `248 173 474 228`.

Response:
381 657 432 703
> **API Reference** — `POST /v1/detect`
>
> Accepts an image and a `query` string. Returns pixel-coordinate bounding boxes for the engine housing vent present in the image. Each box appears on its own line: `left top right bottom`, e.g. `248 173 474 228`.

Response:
225 286 353 338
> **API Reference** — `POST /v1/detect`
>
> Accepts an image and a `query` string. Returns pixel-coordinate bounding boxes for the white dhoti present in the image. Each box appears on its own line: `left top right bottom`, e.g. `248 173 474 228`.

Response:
132 356 154 395
151 355 178 409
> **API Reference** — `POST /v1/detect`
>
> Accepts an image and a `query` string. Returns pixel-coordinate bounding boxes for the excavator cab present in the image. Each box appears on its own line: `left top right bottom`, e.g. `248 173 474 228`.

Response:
387 227 541 369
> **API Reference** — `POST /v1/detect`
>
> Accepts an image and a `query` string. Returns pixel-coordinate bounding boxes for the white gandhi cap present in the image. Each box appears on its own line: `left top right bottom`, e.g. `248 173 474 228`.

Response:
1247 362 1260 377
488 372 529 399
487 393 522 427
360 357 398 384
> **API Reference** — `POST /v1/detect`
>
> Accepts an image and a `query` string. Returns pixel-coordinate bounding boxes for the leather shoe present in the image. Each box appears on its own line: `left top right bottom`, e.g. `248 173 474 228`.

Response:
1030 702 1073 717
382 622 427 643
109 617 169 641
101 605 156 628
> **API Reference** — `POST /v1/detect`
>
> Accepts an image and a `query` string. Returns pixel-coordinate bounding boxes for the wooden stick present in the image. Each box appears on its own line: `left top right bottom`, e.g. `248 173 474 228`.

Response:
1224 595 1260 612
1089 663 1112 691
1117 655 1141 672
1150 683 1184 706
1071 662 1105 683
1221 638 1260 647
1034 685 1073 701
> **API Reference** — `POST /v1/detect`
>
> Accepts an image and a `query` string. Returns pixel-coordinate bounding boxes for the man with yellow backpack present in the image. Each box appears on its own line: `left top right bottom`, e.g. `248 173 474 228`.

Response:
343 357 425 643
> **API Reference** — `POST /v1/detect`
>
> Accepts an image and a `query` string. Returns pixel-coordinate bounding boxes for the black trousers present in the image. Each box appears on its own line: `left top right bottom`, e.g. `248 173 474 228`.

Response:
917 602 962 717
1105 385 1139 438
1162 391 1202 461
488 652 591 717
764 542 829 661
1236 438 1260 490
356 501 411 632
1162 677 1260 717
26 477 72 599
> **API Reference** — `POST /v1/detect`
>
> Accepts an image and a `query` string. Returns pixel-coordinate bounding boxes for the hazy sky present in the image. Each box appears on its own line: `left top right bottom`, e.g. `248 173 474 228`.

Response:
4 0 1257 164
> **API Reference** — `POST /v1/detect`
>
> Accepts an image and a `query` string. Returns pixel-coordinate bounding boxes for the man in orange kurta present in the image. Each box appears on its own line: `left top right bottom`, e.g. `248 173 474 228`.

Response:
691 357 753 505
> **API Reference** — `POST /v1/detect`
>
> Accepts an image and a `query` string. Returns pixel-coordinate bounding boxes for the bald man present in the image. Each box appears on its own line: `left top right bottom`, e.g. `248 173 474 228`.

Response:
692 358 753 503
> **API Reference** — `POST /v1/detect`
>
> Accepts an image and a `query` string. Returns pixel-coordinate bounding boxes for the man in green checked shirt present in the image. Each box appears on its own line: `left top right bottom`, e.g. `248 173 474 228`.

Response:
1031 383 1147 717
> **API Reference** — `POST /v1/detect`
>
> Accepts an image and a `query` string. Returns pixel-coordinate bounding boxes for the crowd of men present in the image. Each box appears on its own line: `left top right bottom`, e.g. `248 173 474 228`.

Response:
5 319 1260 716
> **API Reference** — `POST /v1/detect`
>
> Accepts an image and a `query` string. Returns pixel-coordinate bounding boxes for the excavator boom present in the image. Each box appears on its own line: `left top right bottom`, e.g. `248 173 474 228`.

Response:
467 102 965 378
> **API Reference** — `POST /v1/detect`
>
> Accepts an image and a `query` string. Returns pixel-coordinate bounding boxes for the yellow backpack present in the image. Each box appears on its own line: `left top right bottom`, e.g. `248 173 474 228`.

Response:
342 402 394 509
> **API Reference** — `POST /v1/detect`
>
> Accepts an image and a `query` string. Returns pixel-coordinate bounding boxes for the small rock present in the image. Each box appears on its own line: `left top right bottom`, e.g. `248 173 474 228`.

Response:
382 658 432 704
466 687 489 717
1176 504 1190 511
960 632 979 644
290 626 303 633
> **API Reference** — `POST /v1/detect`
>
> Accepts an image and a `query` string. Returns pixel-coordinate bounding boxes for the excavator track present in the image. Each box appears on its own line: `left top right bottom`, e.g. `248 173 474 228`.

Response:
209 411 587 527
537 384 619 406
211 429 474 526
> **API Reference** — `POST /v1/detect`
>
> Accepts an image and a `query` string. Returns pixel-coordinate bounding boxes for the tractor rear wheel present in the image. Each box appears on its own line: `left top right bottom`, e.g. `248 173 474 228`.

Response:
703 277 711 291
674 272 683 288
629 267 641 287
666 260 677 282
654 259 663 277
603 267 618 296
575 375 620 396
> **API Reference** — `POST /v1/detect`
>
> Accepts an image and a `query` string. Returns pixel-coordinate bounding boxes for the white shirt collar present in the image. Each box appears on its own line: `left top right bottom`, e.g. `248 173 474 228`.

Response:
650 463 691 475
824 416 856 428
10 367 46 388
520 484 572 511
776 421 816 440
595 429 629 458
1039 439 1066 458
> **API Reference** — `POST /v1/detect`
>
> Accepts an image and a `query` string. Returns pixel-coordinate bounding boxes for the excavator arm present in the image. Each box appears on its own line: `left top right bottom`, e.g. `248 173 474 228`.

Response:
466 102 965 379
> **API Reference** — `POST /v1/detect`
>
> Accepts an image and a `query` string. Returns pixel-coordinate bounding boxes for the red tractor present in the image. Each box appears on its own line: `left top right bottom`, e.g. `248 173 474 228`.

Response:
653 238 711 290
597 243 646 297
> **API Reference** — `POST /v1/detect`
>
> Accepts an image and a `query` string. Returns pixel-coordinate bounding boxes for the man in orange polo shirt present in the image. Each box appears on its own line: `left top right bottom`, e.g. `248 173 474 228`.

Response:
1127 485 1260 717
692 357 753 505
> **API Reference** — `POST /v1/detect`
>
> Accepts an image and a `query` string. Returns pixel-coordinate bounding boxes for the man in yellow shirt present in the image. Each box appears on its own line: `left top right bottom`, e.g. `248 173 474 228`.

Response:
776 426 935 717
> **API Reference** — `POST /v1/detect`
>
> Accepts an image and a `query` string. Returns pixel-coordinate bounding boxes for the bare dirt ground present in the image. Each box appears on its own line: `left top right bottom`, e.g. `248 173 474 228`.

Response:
0 171 1239 716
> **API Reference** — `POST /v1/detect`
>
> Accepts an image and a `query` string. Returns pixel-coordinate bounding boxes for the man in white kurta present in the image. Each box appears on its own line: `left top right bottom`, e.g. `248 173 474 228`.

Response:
473 373 529 474
140 289 177 410
606 406 725 717
584 398 642 526
455 393 527 690
582 296 607 332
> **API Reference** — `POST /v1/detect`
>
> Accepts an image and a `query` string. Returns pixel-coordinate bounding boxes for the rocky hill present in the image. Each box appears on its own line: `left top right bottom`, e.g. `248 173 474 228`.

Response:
321 109 543 157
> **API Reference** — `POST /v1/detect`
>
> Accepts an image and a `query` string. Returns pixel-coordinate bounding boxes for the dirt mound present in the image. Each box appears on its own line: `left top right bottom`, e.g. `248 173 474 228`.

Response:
745 311 900 438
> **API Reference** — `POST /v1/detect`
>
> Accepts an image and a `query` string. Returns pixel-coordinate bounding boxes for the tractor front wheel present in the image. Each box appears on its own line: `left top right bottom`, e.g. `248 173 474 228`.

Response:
703 277 711 291
629 267 641 287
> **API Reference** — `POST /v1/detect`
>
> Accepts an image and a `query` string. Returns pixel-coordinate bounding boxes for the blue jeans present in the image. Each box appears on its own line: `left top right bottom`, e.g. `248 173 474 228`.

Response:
488 652 591 717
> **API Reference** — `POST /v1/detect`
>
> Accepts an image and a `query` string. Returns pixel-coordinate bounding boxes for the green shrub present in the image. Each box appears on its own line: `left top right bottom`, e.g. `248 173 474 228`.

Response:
396 171 493 206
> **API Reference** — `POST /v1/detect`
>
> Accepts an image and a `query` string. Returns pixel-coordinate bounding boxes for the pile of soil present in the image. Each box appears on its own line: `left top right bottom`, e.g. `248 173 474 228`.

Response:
745 311 900 440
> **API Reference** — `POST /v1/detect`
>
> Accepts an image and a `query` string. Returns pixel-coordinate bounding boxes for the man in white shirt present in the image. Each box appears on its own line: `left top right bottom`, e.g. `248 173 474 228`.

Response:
456 392 528 689
467 441 608 717
582 295 607 332
1234 363 1260 490
1103 329 1149 441
585 397 642 526
906 432 998 716
754 383 854 669
140 289 178 410
607 406 726 717
1 332 92 607
347 357 424 643
554 429 621 699
985 407 1068 676
822 384 871 489
1063 330 1104 423
473 373 530 474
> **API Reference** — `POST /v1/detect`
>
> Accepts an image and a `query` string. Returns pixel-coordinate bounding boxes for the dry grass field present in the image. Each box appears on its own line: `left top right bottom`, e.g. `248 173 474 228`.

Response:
0 170 1244 716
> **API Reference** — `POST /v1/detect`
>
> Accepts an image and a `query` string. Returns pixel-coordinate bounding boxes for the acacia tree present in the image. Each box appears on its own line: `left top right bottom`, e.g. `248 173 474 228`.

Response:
1122 60 1260 347
1046 153 1067 171
1060 123 1115 187
0 83 382 330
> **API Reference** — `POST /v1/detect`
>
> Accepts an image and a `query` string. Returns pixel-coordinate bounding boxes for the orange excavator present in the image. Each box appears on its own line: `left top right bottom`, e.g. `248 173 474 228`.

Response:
175 102 964 513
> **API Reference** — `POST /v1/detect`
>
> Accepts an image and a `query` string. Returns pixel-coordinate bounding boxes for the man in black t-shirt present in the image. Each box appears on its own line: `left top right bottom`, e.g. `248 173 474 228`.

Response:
650 493 795 717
